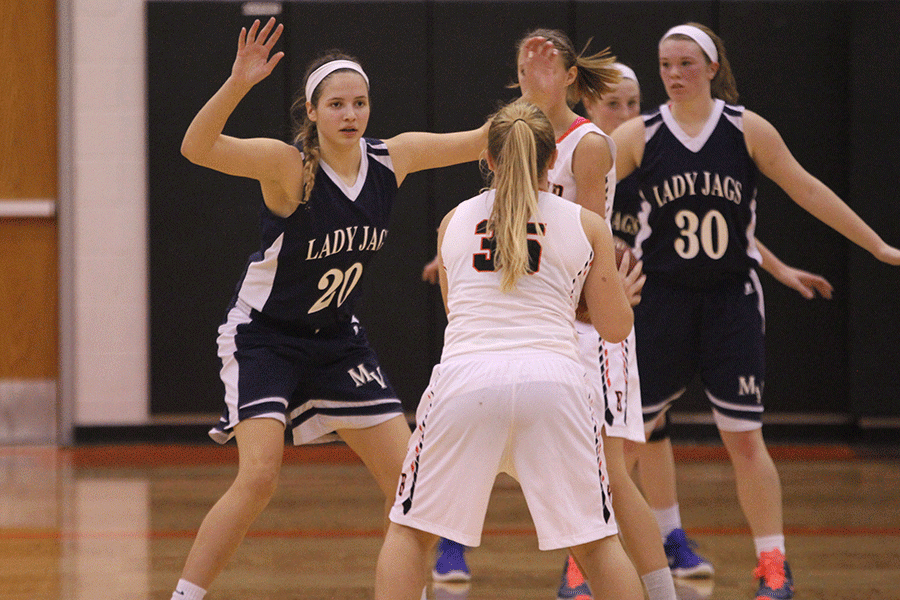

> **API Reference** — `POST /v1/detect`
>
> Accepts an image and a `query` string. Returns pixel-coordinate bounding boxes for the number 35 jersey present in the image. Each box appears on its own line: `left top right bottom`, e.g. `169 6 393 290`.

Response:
634 99 762 286
440 190 593 363
232 137 396 331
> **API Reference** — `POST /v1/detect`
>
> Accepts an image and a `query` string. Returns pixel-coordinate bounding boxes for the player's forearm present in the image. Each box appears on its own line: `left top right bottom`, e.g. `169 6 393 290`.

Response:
795 178 886 257
754 238 786 280
182 76 253 165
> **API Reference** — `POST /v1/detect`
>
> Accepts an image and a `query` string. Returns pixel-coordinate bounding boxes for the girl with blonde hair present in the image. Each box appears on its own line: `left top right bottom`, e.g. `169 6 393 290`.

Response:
375 100 640 600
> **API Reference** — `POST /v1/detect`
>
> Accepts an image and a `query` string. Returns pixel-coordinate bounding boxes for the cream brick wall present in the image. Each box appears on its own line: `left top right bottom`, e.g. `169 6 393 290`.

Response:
70 0 148 425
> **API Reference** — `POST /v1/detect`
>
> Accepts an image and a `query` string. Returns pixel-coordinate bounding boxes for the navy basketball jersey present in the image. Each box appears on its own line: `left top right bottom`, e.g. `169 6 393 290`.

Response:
610 171 642 248
633 100 762 285
232 137 397 330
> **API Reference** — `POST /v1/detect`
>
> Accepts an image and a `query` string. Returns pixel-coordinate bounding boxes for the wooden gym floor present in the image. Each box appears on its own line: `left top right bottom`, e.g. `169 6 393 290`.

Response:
1 442 898 600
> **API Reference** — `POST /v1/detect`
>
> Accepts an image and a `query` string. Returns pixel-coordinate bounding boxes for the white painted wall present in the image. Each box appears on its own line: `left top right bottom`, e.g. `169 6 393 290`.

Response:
65 0 149 428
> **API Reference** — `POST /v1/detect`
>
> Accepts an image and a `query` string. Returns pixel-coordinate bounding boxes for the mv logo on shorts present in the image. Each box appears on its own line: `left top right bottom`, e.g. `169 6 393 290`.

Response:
738 376 763 404
347 363 388 389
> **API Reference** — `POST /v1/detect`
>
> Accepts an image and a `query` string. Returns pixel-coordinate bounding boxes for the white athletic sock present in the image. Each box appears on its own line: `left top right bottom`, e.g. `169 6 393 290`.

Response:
172 579 206 600
641 566 678 600
651 504 682 540
753 534 786 558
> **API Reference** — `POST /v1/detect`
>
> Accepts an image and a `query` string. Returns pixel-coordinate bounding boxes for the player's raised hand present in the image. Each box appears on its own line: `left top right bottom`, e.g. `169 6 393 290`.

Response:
518 36 564 102
232 18 284 88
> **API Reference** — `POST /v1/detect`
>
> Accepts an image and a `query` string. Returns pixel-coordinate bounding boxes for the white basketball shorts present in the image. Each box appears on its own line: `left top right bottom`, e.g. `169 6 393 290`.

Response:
390 352 618 551
576 321 645 443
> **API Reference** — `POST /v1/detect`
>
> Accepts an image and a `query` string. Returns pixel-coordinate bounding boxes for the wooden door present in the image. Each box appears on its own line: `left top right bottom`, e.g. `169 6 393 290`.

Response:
0 0 58 443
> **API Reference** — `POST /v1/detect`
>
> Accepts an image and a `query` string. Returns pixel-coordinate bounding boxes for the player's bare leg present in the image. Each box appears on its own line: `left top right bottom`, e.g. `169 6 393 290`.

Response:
569 535 644 600
604 433 677 600
629 436 679 510
627 417 714 579
338 414 411 527
719 428 783 538
178 418 285 590
375 522 438 600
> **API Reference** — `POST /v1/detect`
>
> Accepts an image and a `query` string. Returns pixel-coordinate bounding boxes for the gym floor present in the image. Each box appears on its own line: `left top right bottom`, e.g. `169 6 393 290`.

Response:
1 442 898 600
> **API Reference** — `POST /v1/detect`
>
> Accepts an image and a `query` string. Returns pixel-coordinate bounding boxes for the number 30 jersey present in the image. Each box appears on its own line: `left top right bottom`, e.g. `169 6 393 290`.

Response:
634 99 762 286
440 190 593 363
231 137 396 331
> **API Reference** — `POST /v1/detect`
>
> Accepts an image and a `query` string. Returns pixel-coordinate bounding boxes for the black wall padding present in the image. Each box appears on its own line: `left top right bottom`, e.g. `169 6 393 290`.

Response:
148 1 899 423
148 2 287 415
848 2 900 418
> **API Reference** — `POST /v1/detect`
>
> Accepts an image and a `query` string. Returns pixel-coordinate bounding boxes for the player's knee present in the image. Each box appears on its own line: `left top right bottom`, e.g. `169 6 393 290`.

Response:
235 461 281 500
720 428 766 463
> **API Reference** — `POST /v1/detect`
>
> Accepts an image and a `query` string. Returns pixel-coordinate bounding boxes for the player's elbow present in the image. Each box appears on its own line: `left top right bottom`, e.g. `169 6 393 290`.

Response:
592 305 633 343
180 137 202 164
583 279 633 343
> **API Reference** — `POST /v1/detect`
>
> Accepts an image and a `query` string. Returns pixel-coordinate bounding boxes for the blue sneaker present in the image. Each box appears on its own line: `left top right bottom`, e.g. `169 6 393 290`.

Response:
753 549 793 599
433 538 471 582
664 528 714 578
556 554 592 600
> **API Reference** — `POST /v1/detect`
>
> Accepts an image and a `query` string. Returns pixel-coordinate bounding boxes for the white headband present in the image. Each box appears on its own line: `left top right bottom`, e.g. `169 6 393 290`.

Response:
661 25 719 63
612 63 639 85
305 59 369 102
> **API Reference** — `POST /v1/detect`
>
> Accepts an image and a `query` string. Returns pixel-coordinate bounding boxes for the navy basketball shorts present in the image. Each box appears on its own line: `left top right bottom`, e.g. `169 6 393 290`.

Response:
209 301 404 445
634 270 766 433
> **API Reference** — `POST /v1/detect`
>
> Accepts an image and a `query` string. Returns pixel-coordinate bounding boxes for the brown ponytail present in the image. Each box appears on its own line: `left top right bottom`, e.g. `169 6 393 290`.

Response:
290 51 367 205
514 28 620 107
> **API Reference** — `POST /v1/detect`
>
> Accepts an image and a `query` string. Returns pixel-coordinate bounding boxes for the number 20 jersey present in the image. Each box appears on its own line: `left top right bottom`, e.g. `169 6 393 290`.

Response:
231 137 396 331
633 99 762 286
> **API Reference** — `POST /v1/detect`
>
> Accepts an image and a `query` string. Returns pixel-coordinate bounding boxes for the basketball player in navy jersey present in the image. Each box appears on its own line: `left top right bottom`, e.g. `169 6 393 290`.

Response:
585 63 832 301
169 18 489 600
587 61 834 590
613 23 900 600
375 99 642 600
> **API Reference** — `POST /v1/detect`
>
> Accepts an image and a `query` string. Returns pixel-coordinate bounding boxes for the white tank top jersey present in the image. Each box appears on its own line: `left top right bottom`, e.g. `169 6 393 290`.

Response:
440 190 594 363
547 117 617 224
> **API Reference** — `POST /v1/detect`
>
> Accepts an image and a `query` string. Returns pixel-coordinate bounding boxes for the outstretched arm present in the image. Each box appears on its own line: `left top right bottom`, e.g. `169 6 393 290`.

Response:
745 110 900 266
611 116 644 182
181 18 300 198
755 239 833 300
384 122 490 187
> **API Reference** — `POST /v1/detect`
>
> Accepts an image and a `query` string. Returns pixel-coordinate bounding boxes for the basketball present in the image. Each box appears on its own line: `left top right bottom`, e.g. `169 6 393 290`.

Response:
615 242 637 275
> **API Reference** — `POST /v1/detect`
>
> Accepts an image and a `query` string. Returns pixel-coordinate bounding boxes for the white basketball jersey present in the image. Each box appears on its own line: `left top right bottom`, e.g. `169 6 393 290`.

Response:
548 117 617 224
440 190 593 363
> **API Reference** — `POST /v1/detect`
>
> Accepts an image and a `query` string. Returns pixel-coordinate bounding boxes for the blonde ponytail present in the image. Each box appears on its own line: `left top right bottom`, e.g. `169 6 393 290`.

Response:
486 101 556 291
